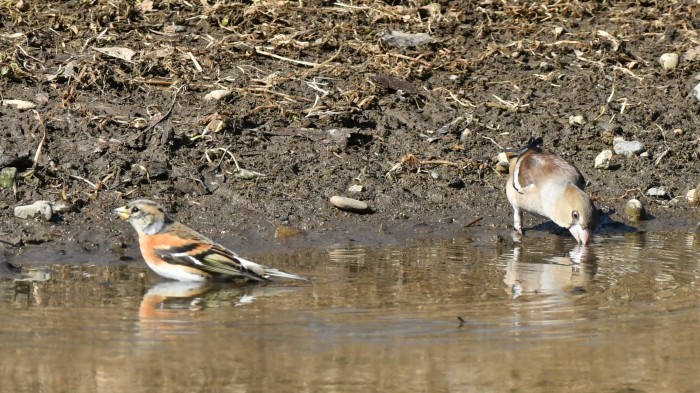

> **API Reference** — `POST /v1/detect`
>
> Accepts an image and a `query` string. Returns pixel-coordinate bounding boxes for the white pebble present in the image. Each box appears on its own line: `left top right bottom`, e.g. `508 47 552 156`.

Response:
659 53 679 70
347 184 364 193
330 196 370 213
568 115 586 125
594 150 613 169
646 187 667 197
204 89 232 101
14 201 53 221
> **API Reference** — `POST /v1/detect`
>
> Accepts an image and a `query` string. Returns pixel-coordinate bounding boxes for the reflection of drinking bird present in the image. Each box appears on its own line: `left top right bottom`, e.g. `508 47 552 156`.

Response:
503 245 593 299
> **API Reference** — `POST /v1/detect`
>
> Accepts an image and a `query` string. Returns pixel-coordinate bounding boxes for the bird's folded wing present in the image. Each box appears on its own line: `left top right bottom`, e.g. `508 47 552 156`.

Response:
155 243 267 281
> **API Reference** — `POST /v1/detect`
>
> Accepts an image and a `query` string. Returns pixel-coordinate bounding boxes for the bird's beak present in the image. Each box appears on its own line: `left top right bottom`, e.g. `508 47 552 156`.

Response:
569 224 592 245
113 206 131 220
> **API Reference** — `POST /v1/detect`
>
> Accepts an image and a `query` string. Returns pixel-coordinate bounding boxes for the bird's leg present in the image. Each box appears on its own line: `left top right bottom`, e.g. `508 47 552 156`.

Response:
513 207 523 235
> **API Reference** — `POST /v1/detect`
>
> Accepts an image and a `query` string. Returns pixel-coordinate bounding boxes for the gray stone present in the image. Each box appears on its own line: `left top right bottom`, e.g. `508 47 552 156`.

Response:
625 199 645 221
330 196 370 213
613 140 646 156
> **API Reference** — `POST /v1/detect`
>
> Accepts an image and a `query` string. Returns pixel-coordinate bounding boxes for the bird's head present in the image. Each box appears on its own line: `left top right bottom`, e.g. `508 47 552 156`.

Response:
113 199 172 235
551 184 598 245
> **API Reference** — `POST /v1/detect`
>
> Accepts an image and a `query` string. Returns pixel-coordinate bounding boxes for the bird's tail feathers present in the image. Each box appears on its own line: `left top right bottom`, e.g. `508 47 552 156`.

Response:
263 267 308 281
237 256 307 281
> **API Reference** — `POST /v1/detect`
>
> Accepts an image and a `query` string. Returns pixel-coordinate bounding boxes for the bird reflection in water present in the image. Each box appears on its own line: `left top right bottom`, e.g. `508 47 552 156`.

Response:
503 243 597 300
137 281 302 341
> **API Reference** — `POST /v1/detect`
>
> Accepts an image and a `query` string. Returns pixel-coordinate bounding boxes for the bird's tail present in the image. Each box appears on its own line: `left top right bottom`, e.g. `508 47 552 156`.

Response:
502 137 544 154
263 267 308 281
237 256 308 281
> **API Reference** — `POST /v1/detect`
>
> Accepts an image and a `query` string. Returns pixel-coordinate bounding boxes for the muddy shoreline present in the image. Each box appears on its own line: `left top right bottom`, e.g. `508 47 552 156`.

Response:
1 1 699 268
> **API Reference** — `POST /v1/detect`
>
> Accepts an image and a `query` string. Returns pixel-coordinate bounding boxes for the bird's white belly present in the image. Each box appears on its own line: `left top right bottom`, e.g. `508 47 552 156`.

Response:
146 260 209 282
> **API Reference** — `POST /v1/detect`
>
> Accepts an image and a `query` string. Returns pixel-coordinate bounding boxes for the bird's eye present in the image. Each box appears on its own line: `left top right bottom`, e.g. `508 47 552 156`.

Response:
131 206 139 213
572 210 579 220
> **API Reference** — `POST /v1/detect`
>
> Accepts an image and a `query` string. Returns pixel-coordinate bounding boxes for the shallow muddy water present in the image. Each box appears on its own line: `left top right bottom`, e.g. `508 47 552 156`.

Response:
2 231 700 393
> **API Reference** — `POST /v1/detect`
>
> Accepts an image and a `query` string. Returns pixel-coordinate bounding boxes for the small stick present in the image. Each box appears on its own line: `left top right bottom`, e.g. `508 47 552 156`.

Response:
654 149 669 166
140 79 178 86
464 217 483 228
70 175 97 189
480 135 504 150
32 111 47 168
420 159 461 168
388 52 432 66
255 47 322 68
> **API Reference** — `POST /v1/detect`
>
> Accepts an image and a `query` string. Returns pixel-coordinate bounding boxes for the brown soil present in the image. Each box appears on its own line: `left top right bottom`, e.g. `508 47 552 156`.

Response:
1 1 699 267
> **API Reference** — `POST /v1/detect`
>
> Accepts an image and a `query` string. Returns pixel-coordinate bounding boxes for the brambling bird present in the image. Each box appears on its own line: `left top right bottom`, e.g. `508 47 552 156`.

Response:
505 138 598 245
114 199 307 282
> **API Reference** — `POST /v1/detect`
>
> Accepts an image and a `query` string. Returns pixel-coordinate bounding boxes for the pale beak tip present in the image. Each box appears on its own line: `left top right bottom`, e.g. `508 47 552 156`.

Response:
570 226 593 246
113 207 130 220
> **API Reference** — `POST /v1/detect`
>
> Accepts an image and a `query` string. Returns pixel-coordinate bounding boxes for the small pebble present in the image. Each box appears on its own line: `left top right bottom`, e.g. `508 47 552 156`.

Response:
347 184 364 193
430 170 441 180
204 89 232 101
625 199 645 221
658 53 679 70
14 201 53 221
330 196 370 213
646 187 667 197
568 115 586 125
459 128 472 142
594 150 613 169
613 140 646 156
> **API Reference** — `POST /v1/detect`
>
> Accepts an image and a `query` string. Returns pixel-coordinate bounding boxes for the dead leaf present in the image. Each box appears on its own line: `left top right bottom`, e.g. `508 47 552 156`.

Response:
93 47 136 62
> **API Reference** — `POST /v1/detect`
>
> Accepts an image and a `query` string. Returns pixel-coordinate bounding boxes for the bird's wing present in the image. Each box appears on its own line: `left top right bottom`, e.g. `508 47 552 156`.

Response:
513 149 585 193
154 242 268 281
152 223 268 281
